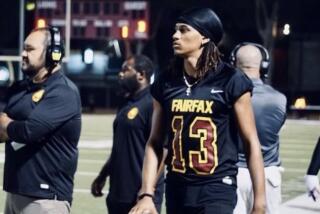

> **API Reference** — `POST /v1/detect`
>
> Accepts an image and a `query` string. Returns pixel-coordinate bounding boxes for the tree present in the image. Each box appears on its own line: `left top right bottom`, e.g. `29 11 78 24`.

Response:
255 0 279 80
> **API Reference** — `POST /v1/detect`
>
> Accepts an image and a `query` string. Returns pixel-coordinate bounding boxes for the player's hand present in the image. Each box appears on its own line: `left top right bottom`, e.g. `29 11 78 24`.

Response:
129 197 157 214
251 198 266 214
91 175 106 197
304 175 320 201
251 206 265 214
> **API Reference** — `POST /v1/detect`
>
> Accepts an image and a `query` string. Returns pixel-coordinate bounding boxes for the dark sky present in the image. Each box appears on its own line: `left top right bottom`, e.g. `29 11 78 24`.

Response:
0 1 20 54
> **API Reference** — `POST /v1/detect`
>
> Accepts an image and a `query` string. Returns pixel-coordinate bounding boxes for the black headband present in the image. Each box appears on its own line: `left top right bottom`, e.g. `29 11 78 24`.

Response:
177 8 223 44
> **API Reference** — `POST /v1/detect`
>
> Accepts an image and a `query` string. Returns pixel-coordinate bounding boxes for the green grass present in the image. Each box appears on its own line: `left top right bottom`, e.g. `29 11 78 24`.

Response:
0 116 319 213
80 114 115 141
280 120 320 201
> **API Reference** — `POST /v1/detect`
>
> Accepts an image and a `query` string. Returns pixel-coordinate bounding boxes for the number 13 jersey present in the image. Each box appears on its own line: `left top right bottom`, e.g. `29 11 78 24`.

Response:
151 62 253 185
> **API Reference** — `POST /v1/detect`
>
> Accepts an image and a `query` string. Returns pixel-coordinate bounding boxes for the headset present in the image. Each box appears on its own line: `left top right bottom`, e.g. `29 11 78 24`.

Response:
229 42 270 79
46 26 64 68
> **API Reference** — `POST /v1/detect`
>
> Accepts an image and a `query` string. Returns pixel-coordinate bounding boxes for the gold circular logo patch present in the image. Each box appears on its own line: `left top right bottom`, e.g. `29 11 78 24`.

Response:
127 107 139 120
32 89 45 103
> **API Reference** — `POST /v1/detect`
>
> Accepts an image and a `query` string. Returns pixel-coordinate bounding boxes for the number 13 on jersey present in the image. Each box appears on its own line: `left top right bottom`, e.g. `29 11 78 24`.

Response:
171 116 218 175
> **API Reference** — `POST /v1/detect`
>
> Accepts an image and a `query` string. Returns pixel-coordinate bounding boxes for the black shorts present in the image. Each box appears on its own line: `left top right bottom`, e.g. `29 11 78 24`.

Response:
165 182 237 214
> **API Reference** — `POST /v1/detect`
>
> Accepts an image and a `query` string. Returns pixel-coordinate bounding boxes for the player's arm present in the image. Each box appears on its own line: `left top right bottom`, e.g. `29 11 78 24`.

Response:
305 137 320 201
154 147 167 187
91 134 119 197
234 92 266 214
129 99 166 214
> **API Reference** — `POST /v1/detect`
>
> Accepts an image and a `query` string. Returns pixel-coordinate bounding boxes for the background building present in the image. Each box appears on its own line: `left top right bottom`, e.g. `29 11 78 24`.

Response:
0 0 319 114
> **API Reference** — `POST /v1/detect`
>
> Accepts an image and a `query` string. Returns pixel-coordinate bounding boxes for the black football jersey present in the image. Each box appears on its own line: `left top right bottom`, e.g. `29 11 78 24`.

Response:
151 62 253 185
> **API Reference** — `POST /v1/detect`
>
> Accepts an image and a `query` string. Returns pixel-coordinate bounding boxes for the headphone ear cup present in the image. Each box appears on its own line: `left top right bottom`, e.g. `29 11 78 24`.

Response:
229 43 243 66
45 46 52 67
51 46 63 62
46 26 64 67
261 60 269 70
229 55 235 66
260 60 269 78
229 50 235 66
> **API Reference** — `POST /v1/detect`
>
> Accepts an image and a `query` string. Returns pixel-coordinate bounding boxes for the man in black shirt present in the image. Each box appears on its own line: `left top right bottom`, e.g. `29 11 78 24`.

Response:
0 27 81 214
91 55 164 214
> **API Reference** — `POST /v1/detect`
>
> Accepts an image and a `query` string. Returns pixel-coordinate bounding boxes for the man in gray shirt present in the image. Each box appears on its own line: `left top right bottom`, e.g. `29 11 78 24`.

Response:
231 43 287 214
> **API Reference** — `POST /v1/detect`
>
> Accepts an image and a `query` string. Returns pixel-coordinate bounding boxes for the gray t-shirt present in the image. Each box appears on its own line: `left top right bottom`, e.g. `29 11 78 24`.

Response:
237 78 287 167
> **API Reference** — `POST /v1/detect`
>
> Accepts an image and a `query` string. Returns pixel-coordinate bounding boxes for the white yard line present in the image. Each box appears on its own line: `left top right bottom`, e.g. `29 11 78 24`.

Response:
75 171 97 176
281 157 309 163
285 119 320 125
78 159 105 164
78 140 113 148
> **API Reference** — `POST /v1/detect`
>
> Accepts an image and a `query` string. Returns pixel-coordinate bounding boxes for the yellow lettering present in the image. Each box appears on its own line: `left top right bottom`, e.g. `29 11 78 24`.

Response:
171 99 213 114
183 100 191 112
172 99 183 112
189 100 195 112
195 100 203 113
181 100 186 112
192 100 198 112
172 100 178 112
205 101 213 113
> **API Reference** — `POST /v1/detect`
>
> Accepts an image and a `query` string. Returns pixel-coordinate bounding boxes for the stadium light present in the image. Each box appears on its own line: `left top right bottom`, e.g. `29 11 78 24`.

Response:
283 24 290 36
36 18 46 28
0 66 10 82
121 26 129 39
137 20 147 33
26 1 36 11
83 48 94 64
294 97 306 109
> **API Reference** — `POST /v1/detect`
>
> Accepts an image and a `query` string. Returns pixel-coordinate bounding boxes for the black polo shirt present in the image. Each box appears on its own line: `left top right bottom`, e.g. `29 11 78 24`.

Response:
108 87 164 204
3 71 81 204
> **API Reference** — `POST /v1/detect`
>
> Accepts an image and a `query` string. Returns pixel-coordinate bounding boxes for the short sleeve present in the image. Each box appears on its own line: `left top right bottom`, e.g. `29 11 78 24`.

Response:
226 69 253 104
150 72 166 104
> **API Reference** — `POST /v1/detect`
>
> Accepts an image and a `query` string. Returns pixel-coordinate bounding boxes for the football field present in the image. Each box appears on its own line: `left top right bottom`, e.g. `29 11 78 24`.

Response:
0 114 319 214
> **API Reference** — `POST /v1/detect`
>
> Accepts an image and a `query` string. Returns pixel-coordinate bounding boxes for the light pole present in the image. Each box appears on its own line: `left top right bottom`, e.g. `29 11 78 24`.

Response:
19 0 25 80
65 0 71 62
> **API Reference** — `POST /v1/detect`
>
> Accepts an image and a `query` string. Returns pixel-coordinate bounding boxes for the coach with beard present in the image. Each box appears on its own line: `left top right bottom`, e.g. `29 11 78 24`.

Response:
0 27 81 214
91 55 164 214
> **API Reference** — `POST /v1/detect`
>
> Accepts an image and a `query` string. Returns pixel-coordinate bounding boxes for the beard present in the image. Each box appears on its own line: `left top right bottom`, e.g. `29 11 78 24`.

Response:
21 59 39 77
22 67 38 77
118 75 140 96
21 51 46 77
